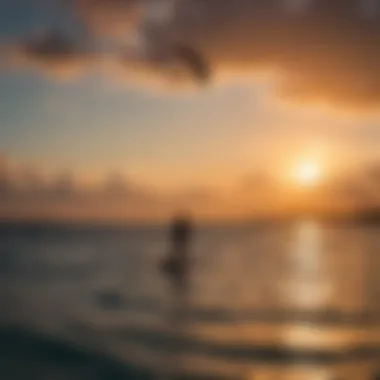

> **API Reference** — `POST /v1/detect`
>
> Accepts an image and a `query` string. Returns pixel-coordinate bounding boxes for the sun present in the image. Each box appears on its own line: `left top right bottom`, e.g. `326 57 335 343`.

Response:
294 161 322 187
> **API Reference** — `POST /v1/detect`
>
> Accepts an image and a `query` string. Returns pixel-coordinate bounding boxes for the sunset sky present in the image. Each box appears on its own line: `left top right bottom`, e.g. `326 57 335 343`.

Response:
1 0 380 221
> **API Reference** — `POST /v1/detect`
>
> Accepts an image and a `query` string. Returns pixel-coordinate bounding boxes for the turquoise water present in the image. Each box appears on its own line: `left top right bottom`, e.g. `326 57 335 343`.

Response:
0 221 379 379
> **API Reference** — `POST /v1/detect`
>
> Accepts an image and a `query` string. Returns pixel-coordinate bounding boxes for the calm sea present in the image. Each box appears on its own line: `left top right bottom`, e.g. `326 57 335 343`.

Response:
0 221 379 379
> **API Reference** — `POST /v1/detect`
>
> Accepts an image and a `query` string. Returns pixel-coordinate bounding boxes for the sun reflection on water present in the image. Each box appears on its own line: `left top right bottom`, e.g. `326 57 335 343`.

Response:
283 220 332 310
280 220 333 355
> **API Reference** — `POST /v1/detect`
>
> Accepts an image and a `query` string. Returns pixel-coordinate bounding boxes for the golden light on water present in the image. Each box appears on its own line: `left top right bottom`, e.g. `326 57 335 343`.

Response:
289 221 331 308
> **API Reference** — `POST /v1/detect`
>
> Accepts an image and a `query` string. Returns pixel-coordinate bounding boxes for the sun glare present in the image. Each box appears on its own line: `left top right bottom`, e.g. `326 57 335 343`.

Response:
294 161 322 187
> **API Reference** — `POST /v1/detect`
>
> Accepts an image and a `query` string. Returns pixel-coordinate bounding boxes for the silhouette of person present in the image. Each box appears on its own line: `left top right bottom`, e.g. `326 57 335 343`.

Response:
162 214 193 293
161 214 193 379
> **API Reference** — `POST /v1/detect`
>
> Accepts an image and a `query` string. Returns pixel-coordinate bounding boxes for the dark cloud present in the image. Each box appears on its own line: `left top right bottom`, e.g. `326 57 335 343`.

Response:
23 32 78 61
80 0 380 106
4 1 380 106
2 30 90 78
3 4 211 84
170 0 380 107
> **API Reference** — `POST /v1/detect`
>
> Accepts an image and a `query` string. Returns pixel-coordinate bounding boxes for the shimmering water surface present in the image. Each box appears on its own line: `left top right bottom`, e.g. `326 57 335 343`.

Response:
0 221 379 379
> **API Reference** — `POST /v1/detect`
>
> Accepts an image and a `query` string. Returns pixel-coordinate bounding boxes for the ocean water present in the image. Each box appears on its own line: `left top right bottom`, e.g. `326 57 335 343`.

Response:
0 221 379 379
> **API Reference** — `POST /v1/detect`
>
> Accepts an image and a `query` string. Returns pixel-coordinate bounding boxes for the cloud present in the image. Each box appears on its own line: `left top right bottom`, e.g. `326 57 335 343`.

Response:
0 163 166 221
77 0 380 107
4 0 380 106
0 157 380 221
1 31 90 79
1 0 211 84
317 163 380 209
171 0 380 108
75 0 142 39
